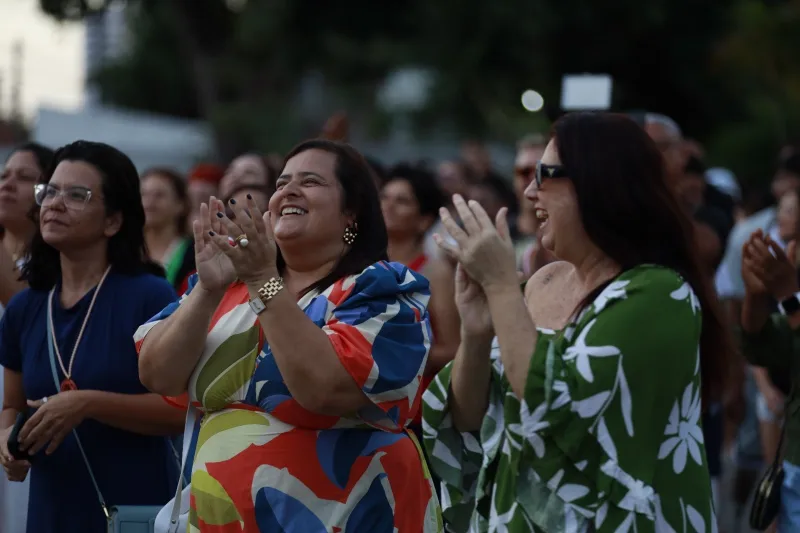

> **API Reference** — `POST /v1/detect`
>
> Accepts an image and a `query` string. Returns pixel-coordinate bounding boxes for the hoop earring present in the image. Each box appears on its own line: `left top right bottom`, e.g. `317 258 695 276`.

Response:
343 223 358 245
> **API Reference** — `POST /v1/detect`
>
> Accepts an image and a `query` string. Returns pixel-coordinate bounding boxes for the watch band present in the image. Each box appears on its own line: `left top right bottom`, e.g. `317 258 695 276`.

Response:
248 277 284 315
778 292 800 317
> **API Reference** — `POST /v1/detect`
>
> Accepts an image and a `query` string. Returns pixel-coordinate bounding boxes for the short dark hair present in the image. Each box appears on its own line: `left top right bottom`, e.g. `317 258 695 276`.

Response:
279 139 388 295
141 167 189 234
384 162 445 219
552 111 732 405
23 140 163 290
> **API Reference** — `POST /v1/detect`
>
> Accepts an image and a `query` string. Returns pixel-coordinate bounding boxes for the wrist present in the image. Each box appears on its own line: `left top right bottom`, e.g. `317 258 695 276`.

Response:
245 268 281 291
74 390 98 419
461 328 494 348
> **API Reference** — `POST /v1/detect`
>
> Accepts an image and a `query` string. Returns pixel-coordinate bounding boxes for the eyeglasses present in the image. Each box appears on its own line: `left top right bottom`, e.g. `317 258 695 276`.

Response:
34 183 93 211
535 161 568 187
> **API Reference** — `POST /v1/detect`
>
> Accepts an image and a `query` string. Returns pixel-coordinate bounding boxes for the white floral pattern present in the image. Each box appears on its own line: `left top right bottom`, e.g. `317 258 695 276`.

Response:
423 265 716 532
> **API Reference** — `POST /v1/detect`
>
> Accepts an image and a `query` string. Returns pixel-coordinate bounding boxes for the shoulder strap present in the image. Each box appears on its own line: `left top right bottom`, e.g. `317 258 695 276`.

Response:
773 390 793 468
166 407 195 532
45 292 111 523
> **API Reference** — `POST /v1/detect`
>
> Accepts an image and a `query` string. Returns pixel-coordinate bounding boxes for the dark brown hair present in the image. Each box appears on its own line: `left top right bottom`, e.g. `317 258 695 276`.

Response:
553 112 732 405
278 139 388 295
140 167 189 235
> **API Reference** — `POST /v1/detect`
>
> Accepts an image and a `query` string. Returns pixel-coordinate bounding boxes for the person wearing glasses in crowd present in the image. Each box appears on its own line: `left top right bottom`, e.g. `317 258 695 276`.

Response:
0 141 184 533
423 112 730 532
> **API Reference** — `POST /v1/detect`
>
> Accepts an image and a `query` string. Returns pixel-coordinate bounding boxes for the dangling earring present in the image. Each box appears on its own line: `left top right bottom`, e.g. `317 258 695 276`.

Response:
343 223 358 245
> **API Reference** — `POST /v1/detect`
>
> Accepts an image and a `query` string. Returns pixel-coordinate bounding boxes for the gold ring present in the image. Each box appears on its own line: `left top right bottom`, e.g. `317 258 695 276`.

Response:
234 234 250 248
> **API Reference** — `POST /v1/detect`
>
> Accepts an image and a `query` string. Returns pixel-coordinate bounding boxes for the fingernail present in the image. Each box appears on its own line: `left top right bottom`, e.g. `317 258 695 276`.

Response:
246 193 252 200
209 231 215 236
229 198 236 205
216 212 223 218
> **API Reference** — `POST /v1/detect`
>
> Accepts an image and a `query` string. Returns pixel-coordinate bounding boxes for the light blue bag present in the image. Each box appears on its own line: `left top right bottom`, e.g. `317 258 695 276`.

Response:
45 299 177 533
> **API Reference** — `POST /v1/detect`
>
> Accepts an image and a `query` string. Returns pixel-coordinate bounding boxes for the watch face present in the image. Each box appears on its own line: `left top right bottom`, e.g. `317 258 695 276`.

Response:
782 295 800 315
249 298 266 315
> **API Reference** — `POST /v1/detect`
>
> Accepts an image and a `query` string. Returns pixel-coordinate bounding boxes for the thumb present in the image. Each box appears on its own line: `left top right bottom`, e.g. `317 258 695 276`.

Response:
495 207 511 244
517 270 527 283
27 399 44 409
455 262 467 292
789 240 797 268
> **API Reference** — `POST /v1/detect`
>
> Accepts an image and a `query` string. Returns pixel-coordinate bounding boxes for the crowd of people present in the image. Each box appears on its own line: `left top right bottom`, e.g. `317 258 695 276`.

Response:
0 110 797 532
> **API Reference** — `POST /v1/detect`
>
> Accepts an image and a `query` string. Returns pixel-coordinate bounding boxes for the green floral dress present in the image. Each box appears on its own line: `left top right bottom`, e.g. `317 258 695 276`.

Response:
422 265 716 532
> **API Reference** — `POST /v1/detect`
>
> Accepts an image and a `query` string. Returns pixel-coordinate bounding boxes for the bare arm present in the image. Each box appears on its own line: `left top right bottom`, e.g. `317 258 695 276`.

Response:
485 282 538 400
138 284 223 396
741 292 771 334
425 259 461 374
0 247 25 306
247 270 370 416
0 368 25 430
80 391 185 435
449 332 493 432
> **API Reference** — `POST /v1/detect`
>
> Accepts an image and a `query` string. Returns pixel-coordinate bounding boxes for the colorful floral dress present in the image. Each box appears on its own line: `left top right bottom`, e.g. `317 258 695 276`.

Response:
135 261 442 532
422 265 716 532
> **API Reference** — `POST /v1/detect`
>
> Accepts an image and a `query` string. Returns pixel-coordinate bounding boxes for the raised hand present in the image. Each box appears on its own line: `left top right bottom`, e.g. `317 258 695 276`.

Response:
192 197 236 292
744 229 798 301
453 262 494 340
434 194 518 291
207 195 278 284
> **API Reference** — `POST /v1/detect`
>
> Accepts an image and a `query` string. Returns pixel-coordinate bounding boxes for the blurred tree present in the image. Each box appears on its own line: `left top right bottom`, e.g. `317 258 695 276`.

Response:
39 0 798 177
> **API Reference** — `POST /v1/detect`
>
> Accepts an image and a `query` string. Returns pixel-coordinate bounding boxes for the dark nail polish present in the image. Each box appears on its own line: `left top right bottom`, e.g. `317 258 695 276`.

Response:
216 212 223 218
208 231 215 236
246 193 252 200
229 198 236 205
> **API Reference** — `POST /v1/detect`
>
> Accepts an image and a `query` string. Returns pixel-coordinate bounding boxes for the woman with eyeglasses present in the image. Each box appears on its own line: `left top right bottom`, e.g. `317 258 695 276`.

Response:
422 112 731 532
0 141 185 533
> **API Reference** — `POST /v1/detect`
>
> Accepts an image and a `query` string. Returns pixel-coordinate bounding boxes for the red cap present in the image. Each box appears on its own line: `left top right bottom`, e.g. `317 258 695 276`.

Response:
189 163 224 184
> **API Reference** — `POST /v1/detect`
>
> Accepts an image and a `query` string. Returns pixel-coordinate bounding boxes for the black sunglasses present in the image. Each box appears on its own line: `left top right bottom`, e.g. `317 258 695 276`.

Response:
535 161 568 187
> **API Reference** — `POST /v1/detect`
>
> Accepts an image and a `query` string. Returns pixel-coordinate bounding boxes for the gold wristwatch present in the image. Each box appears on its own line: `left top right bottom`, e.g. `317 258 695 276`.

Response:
248 277 284 315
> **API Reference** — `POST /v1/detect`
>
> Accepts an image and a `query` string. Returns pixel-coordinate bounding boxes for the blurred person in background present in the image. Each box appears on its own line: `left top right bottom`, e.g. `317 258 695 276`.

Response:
223 183 271 219
716 149 800 518
0 144 54 306
219 153 277 202
740 226 800 533
707 167 745 223
512 134 556 278
141 168 196 293
187 163 225 233
0 142 54 533
380 162 460 443
426 160 474 261
0 141 183 533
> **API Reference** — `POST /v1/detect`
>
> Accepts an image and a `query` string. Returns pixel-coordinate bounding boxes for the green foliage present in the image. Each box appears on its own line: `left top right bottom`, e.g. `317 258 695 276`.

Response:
38 0 800 183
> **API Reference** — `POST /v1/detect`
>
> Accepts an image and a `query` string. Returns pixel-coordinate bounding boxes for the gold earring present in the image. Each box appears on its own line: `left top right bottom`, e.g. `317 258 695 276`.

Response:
343 224 358 245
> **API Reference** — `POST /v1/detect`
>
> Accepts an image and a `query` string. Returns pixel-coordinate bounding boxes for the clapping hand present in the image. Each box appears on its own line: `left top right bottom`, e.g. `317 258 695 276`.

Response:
193 197 236 292
434 194 518 291
742 229 798 301
208 196 278 284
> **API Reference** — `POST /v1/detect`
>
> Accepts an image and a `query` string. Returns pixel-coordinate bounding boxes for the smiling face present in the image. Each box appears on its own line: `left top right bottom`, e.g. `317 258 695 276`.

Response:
0 150 41 231
39 160 122 252
268 149 353 258
524 140 587 260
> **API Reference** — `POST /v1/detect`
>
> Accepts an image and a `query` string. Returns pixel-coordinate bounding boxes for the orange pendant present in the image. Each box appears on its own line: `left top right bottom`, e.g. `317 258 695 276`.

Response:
60 379 77 392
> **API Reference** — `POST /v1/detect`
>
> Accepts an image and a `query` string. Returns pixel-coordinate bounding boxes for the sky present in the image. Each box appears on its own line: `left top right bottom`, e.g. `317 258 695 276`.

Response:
0 0 84 120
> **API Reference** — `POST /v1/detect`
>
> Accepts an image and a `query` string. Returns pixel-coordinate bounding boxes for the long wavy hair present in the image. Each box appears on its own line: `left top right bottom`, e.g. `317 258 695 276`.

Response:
278 139 389 295
22 141 163 290
553 112 733 405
